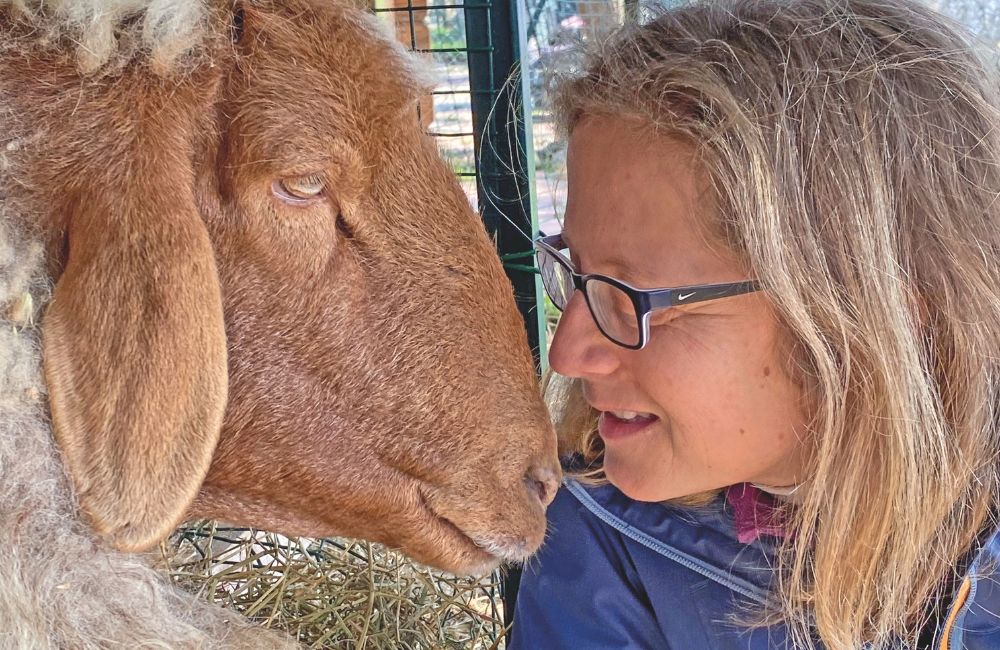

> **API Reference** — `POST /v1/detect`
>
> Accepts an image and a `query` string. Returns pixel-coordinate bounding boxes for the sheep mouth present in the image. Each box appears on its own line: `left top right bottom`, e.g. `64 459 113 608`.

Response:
416 488 502 574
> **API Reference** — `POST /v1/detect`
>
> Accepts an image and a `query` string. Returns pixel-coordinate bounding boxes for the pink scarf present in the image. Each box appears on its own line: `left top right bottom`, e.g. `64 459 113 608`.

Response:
725 483 792 544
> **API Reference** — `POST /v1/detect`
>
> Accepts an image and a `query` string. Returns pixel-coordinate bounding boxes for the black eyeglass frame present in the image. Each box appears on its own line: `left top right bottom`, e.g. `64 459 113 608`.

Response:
534 233 761 350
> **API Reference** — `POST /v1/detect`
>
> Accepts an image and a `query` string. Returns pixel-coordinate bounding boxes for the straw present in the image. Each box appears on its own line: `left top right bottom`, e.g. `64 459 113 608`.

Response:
158 522 508 649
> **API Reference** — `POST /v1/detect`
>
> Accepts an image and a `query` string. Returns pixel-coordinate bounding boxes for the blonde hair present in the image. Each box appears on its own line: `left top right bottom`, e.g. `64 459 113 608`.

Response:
550 0 1000 647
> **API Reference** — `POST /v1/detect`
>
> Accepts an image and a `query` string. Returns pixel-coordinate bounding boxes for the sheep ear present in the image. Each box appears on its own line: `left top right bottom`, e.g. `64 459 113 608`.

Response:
42 106 228 553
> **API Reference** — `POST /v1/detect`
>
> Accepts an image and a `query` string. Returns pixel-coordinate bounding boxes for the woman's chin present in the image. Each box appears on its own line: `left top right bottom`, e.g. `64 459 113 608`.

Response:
604 454 721 503
603 453 668 502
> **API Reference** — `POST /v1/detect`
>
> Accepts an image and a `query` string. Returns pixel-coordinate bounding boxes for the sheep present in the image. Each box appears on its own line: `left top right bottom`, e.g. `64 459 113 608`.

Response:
0 0 560 646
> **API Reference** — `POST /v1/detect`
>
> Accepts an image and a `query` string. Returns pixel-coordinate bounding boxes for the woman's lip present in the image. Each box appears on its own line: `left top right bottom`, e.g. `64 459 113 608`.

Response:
598 411 659 442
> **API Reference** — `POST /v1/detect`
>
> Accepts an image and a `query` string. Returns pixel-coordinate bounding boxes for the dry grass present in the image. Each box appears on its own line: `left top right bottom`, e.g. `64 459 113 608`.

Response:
158 522 509 649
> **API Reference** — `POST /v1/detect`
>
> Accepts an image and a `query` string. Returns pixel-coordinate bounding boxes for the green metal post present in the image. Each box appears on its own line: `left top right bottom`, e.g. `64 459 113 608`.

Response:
464 0 546 367
464 0 545 629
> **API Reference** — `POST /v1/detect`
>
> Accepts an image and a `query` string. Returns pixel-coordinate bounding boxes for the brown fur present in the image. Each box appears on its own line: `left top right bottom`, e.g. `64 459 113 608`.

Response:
1 0 559 577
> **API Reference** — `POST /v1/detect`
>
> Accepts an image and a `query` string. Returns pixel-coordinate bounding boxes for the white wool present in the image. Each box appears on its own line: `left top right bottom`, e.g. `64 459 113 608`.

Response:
0 0 209 72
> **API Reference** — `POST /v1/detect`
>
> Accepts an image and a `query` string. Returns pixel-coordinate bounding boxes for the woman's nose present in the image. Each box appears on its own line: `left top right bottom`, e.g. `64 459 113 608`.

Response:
548 291 620 379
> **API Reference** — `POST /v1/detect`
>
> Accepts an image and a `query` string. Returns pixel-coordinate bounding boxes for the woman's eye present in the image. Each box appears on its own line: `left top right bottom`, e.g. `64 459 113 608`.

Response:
272 175 326 205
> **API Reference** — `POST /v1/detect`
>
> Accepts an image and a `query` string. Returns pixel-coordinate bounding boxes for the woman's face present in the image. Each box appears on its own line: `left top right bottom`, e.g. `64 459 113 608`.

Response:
549 116 810 501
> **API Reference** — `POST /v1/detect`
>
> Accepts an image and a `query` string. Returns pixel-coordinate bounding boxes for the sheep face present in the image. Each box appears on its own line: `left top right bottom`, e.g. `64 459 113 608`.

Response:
1 0 559 575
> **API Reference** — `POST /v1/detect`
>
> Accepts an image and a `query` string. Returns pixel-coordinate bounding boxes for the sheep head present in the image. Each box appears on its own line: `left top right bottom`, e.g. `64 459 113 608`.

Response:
1 0 560 575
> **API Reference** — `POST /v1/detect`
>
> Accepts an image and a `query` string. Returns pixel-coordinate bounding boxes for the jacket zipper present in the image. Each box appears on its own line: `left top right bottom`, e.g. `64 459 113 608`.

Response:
940 576 972 650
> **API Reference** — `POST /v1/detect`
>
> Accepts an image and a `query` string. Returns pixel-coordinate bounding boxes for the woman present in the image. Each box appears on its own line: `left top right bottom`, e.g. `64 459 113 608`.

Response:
511 0 1000 647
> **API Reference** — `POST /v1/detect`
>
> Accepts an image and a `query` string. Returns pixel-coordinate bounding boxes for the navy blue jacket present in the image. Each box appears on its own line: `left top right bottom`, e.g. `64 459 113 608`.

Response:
510 479 1000 649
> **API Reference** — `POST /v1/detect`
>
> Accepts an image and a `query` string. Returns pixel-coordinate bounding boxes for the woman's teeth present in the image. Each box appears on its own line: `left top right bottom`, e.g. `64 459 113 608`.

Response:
599 410 659 441
610 410 650 421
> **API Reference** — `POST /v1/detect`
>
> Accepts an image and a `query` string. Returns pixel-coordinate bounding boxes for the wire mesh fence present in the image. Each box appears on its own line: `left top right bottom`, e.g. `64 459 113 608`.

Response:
374 0 546 357
373 2 481 203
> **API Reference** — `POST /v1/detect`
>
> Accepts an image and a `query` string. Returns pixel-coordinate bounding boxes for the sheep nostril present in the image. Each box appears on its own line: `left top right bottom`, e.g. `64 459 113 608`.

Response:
524 465 560 508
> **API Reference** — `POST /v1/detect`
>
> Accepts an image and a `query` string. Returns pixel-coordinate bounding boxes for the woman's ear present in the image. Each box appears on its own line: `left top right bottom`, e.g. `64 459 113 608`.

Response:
42 63 228 552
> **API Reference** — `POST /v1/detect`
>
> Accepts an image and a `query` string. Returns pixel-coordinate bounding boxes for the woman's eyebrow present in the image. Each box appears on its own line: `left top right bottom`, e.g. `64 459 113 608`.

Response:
561 228 661 283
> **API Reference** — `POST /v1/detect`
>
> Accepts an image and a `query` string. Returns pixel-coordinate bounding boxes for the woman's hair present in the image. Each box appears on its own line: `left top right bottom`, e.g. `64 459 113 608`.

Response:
550 0 1000 647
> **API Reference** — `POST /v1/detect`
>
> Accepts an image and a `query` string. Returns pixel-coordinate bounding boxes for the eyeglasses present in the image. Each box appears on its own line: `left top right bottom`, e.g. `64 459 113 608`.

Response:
534 233 761 350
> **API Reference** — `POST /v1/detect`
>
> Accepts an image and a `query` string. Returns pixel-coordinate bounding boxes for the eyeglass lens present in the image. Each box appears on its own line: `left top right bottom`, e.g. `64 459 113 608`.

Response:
586 279 641 347
537 246 642 347
537 246 572 309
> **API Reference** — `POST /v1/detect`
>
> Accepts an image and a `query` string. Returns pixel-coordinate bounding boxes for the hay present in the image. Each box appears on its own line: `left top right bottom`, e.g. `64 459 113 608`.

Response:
158 523 509 649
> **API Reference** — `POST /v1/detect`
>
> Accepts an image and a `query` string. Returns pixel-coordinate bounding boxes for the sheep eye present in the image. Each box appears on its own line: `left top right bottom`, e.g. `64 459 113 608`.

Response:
272 175 326 205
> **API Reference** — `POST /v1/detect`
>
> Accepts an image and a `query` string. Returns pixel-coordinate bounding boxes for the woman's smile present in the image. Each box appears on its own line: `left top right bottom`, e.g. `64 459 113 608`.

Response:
598 410 660 442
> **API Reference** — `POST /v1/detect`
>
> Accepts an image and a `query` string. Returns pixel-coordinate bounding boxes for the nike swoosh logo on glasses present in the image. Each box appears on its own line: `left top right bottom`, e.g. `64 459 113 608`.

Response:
677 292 696 301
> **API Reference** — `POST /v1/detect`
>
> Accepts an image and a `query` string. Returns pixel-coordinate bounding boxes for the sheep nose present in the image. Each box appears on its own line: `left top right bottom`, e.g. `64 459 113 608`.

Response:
524 463 561 508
